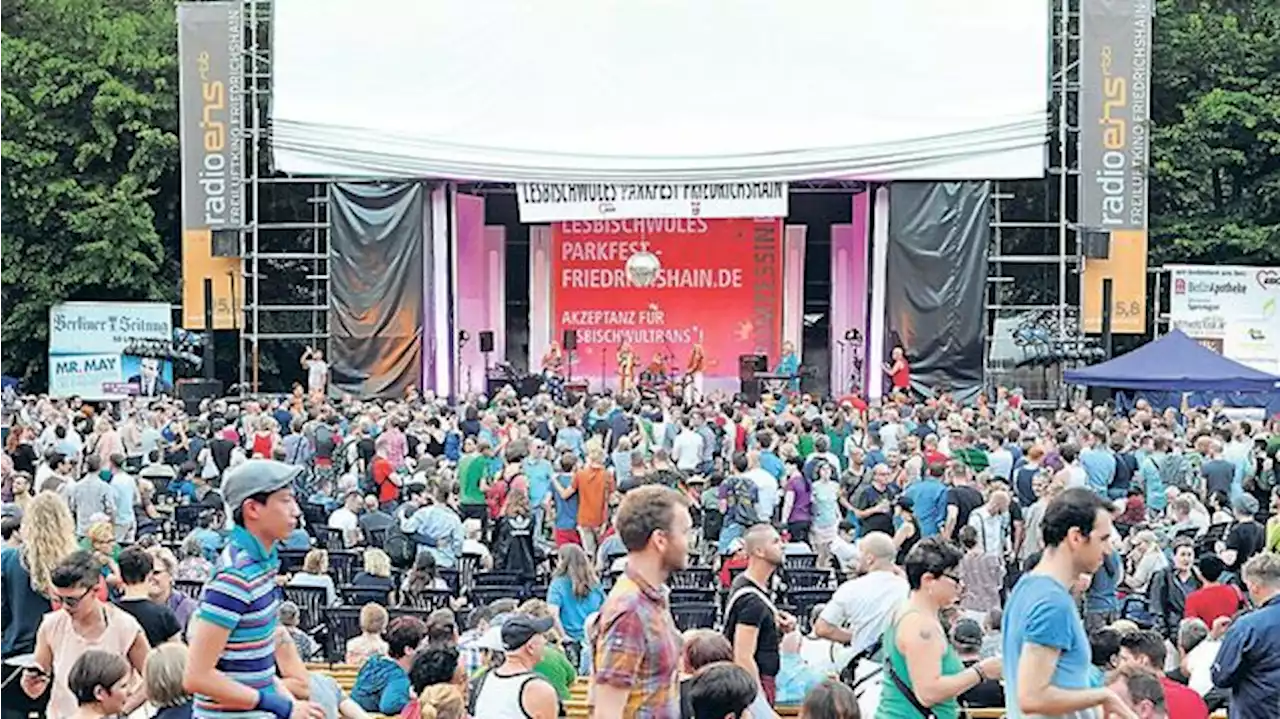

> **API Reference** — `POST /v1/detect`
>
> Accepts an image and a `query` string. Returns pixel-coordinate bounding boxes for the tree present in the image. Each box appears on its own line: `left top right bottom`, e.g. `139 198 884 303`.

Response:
1149 1 1280 266
1 0 180 387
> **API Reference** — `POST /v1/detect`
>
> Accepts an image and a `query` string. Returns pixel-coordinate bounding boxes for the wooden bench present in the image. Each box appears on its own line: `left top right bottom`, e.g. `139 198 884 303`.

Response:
309 665 1227 719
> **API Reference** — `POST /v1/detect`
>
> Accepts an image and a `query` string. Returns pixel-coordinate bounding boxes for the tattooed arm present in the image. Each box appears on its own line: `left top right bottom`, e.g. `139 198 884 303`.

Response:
897 611 1000 707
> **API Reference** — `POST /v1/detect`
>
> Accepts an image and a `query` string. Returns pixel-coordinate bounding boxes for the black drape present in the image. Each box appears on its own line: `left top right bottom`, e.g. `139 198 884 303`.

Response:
885 182 991 401
328 182 426 398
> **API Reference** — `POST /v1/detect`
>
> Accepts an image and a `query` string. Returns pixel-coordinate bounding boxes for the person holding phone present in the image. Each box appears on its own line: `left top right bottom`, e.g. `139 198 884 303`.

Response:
20 550 151 719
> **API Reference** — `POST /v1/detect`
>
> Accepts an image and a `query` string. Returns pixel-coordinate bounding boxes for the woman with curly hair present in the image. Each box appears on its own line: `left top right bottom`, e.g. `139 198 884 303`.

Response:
0 488 77 652
1 492 78 719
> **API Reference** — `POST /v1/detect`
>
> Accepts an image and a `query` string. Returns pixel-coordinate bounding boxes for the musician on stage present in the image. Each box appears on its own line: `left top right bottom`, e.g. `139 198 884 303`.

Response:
541 340 566 402
883 345 911 395
647 353 668 382
542 341 565 377
684 343 706 405
617 341 637 394
775 340 801 393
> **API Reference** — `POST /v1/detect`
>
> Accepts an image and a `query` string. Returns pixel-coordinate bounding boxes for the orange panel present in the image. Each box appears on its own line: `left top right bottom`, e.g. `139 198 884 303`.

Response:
1081 229 1147 334
182 229 243 329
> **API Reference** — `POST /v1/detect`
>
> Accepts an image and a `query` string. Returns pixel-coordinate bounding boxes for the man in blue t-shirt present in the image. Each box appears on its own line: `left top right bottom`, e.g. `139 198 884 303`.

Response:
551 454 581 546
903 462 949 536
1002 487 1138 719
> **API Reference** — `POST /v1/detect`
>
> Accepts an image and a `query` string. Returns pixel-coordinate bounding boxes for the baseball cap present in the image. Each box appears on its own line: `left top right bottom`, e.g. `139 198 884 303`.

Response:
222 459 303 512
500 614 554 651
1232 494 1259 516
951 618 983 651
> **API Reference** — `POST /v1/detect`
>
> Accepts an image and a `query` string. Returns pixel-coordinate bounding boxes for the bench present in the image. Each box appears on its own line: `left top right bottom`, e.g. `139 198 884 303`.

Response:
307 665 1227 719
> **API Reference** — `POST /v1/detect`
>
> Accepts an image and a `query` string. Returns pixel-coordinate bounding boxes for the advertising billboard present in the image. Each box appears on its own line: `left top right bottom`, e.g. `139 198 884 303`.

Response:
550 218 783 389
1168 265 1280 373
48 302 175 399
517 182 788 223
1079 0 1153 334
178 1 244 329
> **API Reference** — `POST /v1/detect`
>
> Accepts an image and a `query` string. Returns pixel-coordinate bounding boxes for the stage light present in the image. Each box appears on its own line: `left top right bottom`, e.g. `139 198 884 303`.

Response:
626 251 660 287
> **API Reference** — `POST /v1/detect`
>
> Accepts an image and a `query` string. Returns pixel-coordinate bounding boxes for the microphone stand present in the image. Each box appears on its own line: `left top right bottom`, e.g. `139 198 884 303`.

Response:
600 348 610 395
834 339 847 397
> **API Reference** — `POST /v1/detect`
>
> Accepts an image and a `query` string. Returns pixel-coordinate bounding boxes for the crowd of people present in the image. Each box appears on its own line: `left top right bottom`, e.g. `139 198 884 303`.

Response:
2 375 1279 719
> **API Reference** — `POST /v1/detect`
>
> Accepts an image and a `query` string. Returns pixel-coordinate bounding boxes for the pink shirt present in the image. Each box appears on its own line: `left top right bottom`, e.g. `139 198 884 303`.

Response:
39 605 143 719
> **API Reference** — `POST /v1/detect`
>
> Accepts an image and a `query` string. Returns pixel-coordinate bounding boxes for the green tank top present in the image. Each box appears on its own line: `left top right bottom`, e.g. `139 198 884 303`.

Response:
874 609 965 719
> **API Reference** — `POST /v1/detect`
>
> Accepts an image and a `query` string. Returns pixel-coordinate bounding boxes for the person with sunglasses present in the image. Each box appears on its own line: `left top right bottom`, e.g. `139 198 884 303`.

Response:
20 549 151 719
874 537 1001 719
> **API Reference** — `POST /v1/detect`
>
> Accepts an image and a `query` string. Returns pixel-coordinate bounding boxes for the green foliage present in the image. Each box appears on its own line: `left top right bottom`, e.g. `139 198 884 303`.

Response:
1149 1 1280 265
1 0 180 387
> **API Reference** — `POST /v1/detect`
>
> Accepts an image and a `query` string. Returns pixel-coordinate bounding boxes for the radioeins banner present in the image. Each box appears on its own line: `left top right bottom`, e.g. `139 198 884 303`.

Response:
1169 265 1280 373
551 218 783 386
178 1 244 330
1078 0 1153 335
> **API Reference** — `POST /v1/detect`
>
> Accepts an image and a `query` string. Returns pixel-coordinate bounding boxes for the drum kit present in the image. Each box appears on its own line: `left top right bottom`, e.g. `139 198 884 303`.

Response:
638 350 686 401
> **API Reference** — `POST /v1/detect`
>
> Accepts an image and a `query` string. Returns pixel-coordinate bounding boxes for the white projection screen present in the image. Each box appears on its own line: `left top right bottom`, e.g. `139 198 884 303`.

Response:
270 0 1050 182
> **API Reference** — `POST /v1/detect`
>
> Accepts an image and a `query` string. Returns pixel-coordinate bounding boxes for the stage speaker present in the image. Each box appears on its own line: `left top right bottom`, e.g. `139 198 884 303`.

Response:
479 331 495 353
738 354 767 380
1082 230 1111 259
485 376 512 397
563 329 578 351
211 229 240 257
176 378 223 415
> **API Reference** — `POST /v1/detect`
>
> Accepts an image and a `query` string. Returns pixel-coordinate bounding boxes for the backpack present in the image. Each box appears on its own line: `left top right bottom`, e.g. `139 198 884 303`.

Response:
1156 453 1191 492
384 524 417 569
313 424 337 460
333 435 358 477
724 475 759 525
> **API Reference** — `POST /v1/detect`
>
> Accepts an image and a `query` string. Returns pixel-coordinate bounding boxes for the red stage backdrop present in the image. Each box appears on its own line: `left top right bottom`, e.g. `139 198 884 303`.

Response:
552 217 783 385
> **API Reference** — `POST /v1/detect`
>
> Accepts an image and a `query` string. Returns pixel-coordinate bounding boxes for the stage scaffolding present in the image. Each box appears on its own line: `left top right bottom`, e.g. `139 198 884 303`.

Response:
236 0 332 394
985 0 1081 405
233 0 1079 397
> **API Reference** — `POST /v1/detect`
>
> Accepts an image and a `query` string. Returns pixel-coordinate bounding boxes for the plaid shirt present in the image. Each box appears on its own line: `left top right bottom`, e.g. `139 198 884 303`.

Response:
592 566 682 718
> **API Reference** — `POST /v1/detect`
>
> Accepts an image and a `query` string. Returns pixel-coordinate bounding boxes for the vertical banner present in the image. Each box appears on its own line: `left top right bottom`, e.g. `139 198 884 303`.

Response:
1079 0 1153 333
528 226 554 376
454 195 508 396
782 225 807 366
178 2 244 330
830 191 871 398
551 218 783 393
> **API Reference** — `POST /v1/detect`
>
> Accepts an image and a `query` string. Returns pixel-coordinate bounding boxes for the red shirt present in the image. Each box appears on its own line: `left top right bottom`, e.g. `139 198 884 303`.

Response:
838 395 868 413
372 457 398 504
890 362 911 389
1184 583 1242 626
924 450 949 467
1160 676 1208 719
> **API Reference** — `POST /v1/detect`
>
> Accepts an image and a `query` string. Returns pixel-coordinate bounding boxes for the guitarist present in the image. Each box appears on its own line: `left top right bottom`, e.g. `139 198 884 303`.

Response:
685 343 707 405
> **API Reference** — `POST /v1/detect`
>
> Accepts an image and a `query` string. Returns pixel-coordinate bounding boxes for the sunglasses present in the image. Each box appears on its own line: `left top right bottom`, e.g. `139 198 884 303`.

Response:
57 586 94 609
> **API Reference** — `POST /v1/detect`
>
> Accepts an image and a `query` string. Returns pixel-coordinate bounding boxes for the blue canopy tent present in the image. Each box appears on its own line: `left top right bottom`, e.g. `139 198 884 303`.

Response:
1065 330 1280 391
1064 330 1280 414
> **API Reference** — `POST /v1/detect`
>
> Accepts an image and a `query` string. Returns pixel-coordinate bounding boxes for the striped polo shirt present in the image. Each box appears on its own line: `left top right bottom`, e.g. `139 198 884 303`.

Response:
194 525 283 718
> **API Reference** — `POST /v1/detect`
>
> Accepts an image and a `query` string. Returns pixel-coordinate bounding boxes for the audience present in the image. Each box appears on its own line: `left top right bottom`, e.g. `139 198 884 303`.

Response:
3 378 1278 719
350 615 426 715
